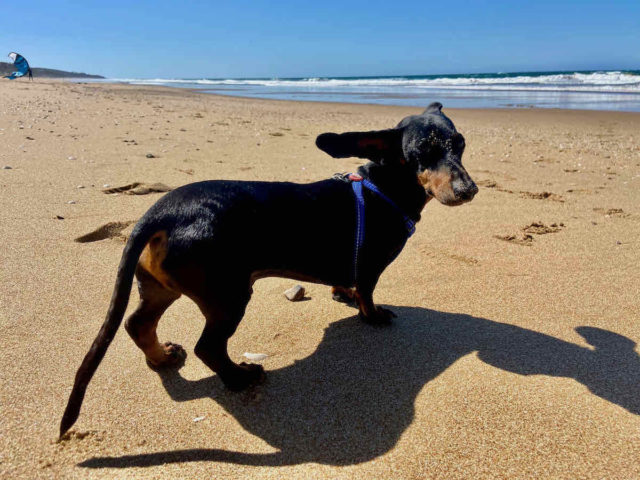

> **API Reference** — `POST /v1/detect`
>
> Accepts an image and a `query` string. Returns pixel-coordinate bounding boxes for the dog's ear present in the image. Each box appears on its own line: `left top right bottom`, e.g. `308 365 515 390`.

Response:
423 102 443 115
575 326 636 351
315 128 403 163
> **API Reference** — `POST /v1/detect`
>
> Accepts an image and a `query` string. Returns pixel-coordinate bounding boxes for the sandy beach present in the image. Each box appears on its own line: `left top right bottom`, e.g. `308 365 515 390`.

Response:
1 80 639 479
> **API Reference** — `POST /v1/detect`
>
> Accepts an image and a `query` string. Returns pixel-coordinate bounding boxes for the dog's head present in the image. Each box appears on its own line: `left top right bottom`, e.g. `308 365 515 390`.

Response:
316 102 478 206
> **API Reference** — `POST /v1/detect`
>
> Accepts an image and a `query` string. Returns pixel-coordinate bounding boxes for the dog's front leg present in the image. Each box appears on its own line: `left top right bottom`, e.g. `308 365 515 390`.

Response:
354 277 396 325
331 286 356 304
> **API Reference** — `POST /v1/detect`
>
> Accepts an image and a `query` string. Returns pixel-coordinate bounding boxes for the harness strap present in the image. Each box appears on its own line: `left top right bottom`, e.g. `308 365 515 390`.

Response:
345 173 415 284
352 180 366 283
361 179 416 236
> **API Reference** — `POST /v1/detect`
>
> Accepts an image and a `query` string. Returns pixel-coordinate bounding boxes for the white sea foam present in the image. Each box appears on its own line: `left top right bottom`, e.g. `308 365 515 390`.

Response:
107 71 640 93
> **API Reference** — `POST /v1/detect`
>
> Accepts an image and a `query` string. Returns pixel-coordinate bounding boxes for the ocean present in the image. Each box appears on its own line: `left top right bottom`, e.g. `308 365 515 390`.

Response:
105 70 640 112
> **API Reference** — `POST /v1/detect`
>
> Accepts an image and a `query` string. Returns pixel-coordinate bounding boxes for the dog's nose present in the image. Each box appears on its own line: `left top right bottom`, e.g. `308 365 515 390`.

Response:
456 182 478 201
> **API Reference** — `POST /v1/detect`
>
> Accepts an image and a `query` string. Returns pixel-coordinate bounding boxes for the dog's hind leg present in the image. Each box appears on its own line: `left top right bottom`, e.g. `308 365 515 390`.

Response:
193 284 265 391
125 266 184 368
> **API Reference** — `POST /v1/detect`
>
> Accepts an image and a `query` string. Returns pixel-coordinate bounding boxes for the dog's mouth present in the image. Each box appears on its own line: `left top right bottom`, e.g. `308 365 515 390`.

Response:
441 197 470 207
425 188 477 207
422 186 466 206
423 187 437 205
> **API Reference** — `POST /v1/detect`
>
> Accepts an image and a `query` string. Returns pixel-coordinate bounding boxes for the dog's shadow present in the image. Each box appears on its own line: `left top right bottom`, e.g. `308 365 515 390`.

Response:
80 306 639 468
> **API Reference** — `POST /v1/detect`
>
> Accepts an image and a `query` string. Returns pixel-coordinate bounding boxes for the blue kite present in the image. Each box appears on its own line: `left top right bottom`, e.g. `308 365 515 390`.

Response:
5 52 33 80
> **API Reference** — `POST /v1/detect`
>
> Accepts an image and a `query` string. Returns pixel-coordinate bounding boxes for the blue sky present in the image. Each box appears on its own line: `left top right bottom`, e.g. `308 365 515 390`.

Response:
1 0 638 78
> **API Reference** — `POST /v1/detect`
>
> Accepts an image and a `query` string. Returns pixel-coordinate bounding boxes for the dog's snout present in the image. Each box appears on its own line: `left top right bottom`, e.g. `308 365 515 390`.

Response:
454 181 478 202
449 165 477 202
468 181 479 198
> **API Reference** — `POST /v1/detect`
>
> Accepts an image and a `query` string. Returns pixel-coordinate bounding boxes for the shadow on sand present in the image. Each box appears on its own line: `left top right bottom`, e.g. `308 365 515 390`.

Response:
80 306 639 468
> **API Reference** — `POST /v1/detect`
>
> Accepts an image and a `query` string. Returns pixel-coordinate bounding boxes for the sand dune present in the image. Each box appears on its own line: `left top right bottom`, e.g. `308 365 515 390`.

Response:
1 80 639 479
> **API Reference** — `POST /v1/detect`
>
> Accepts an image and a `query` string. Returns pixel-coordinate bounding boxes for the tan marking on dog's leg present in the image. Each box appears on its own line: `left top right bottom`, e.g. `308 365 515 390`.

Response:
331 286 356 303
137 230 180 290
354 290 376 317
125 263 183 368
354 280 395 324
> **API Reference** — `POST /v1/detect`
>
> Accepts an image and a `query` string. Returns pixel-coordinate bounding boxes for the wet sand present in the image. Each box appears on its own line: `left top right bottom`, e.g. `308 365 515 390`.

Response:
1 80 639 479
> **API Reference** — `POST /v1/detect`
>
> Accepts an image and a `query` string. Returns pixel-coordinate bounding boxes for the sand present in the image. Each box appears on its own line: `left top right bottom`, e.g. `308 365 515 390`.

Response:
1 80 639 479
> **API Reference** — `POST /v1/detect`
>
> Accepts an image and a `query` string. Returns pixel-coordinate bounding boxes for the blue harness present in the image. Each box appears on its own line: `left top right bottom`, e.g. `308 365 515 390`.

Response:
339 173 416 284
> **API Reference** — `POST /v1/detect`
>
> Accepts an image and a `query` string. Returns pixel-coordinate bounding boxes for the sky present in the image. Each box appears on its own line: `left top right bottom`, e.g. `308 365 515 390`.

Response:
1 0 638 78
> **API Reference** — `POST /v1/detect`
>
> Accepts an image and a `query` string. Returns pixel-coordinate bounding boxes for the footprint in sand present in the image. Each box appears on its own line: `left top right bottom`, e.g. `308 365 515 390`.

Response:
477 179 500 189
74 221 134 243
476 180 564 202
57 429 103 443
494 233 534 246
519 191 564 202
522 222 565 235
566 188 594 194
417 246 479 265
445 253 479 265
476 179 513 194
102 182 172 195
533 156 557 164
495 221 565 246
593 207 630 218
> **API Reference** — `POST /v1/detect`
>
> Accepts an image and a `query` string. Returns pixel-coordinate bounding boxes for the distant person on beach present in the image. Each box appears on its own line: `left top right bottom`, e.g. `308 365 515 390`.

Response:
4 52 33 81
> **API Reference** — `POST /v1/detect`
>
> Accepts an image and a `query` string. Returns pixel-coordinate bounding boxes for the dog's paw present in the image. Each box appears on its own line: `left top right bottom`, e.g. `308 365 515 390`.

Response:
146 342 187 370
223 363 266 391
359 306 396 326
331 286 356 304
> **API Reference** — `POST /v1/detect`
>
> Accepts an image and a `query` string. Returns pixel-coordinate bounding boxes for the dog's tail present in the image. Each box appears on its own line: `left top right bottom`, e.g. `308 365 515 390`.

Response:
59 221 158 439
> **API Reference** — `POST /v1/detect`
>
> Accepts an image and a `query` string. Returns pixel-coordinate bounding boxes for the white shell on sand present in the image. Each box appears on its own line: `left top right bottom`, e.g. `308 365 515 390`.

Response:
243 352 268 362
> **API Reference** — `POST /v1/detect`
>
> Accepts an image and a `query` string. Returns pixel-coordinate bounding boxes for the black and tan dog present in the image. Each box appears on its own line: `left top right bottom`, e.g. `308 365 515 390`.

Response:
60 102 477 437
